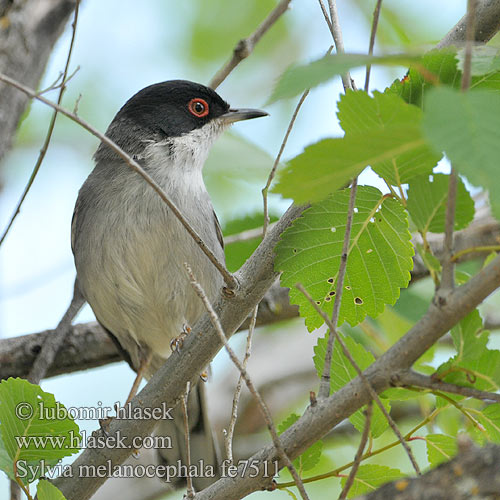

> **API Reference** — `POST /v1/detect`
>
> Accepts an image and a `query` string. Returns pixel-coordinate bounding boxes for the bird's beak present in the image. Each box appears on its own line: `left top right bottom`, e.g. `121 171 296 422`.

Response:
220 108 269 124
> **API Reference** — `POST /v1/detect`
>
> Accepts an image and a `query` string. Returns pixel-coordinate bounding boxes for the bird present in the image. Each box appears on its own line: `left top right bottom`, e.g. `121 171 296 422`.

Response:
71 80 268 490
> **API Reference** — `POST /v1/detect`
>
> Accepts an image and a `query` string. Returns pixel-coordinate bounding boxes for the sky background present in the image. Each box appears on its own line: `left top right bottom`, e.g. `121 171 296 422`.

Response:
0 1 467 497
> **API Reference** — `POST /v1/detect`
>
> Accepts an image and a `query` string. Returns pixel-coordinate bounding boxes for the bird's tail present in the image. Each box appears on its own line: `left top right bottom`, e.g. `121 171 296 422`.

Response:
156 382 220 491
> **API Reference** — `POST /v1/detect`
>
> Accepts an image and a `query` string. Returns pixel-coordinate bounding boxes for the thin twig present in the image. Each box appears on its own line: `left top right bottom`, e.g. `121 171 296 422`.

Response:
317 0 333 35
297 283 421 475
209 0 292 89
262 88 309 235
462 0 478 91
27 280 85 384
440 169 458 291
185 263 310 500
0 73 237 290
181 381 195 499
440 1 477 292
326 0 353 91
225 306 257 463
395 370 500 403
0 0 80 247
338 401 373 500
318 179 358 399
364 0 383 92
224 222 277 244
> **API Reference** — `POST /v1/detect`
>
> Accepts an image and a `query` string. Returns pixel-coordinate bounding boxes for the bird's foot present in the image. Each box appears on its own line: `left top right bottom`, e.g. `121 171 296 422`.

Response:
170 324 192 353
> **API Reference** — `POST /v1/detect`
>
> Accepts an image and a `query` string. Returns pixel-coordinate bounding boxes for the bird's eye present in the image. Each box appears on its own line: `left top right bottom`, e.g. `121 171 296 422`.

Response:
188 98 209 117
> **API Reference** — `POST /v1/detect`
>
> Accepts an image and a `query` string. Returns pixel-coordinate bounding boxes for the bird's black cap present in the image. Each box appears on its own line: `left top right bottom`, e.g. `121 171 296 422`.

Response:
113 80 267 139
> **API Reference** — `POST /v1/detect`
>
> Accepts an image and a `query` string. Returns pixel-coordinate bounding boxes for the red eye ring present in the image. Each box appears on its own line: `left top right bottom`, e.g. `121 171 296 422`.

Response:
188 98 209 117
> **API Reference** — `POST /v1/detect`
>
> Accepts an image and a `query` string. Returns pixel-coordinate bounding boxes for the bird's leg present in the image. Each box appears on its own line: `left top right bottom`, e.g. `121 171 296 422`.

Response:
170 323 192 353
125 349 154 405
99 349 153 434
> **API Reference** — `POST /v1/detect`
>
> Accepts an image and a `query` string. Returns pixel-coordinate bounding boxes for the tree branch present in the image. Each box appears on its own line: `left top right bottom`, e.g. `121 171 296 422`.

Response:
209 0 292 90
0 0 77 163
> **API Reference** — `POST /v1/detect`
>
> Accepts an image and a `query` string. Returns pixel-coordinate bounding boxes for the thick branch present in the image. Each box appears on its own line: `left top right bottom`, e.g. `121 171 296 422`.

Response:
0 0 76 163
52 203 305 499
437 0 500 48
194 254 500 499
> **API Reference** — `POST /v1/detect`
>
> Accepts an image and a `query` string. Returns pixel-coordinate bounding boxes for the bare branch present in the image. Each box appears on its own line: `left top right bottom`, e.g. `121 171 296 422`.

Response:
209 0 292 89
0 73 236 290
437 0 500 49
185 263 310 500
181 382 195 499
225 307 257 463
318 179 358 399
338 402 372 500
364 0 383 92
0 0 80 246
297 283 421 475
394 370 500 403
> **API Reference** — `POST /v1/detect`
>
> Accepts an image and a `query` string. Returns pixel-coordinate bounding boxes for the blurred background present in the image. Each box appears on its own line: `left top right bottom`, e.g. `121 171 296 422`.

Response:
0 1 471 498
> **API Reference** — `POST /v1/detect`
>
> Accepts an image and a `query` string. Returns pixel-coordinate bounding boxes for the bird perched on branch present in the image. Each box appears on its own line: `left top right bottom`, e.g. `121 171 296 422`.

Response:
71 80 267 490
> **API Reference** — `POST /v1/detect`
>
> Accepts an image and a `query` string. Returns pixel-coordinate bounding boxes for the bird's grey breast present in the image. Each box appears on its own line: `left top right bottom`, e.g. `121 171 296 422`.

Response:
73 138 224 368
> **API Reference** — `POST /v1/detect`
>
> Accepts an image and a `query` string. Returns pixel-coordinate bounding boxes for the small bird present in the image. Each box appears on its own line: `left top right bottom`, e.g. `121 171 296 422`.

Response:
71 80 267 490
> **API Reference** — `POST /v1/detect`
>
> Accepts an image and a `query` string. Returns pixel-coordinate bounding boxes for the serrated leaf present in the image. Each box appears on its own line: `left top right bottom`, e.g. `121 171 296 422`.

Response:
407 174 475 233
0 378 80 484
278 413 300 434
390 48 460 108
269 53 419 102
338 91 440 185
274 125 433 204
276 186 413 329
340 464 404 497
475 404 500 443
451 310 489 361
435 349 500 393
426 434 457 467
0 431 15 481
314 334 390 438
456 46 500 76
422 87 500 220
37 480 67 500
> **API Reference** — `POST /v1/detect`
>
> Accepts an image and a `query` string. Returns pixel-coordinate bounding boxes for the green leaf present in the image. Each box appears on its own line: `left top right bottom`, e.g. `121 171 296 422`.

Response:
338 91 440 185
475 404 500 443
407 173 475 233
425 434 457 467
0 378 80 484
278 414 323 472
340 464 404 497
269 53 419 102
37 480 67 500
314 334 390 438
0 431 15 481
390 48 460 108
450 310 489 361
276 186 413 329
456 46 500 76
422 87 500 220
223 213 278 272
274 122 434 203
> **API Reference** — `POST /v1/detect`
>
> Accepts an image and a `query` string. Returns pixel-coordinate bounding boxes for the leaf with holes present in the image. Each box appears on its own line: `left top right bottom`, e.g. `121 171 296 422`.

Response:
407 173 475 233
338 91 440 185
426 434 457 467
422 87 500 220
340 464 404 497
275 186 413 329
314 333 390 438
